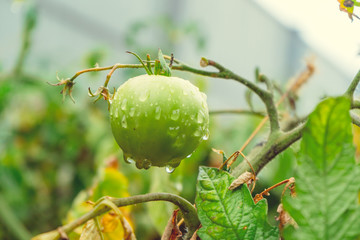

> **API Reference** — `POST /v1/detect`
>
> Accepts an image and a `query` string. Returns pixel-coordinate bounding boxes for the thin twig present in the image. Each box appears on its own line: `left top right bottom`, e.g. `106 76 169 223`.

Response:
209 109 266 117
253 178 294 204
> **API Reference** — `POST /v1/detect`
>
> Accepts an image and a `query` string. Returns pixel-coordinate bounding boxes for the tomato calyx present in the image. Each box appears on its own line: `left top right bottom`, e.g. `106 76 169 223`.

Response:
48 75 75 103
88 86 115 109
127 49 173 77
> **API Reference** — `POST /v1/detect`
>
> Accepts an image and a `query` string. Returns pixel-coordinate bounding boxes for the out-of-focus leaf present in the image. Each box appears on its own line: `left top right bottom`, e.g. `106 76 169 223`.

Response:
148 168 179 235
283 97 360 239
196 166 279 240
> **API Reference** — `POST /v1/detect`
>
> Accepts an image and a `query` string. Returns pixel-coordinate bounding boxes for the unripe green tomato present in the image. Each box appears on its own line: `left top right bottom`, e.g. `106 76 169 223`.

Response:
109 74 209 171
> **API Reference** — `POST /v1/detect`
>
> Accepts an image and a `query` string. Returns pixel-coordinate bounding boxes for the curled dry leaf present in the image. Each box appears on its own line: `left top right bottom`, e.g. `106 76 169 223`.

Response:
79 219 102 240
161 209 182 240
228 171 254 190
276 203 298 231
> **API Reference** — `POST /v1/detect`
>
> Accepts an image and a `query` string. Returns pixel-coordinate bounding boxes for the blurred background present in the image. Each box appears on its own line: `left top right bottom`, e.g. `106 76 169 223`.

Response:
1 0 359 239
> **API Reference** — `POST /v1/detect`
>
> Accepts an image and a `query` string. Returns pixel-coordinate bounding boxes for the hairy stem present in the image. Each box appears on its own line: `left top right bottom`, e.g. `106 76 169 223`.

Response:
39 193 199 240
345 69 360 98
231 122 306 178
209 109 266 117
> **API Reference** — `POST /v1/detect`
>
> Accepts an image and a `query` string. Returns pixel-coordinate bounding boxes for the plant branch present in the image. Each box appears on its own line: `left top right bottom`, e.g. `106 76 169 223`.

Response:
35 193 199 240
345 69 360 98
68 64 145 83
13 5 37 76
351 111 360 127
209 109 266 117
171 57 280 134
231 121 306 178
352 99 360 109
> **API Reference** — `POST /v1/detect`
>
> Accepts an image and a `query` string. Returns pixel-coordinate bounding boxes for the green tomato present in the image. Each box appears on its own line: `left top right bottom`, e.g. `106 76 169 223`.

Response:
110 74 209 171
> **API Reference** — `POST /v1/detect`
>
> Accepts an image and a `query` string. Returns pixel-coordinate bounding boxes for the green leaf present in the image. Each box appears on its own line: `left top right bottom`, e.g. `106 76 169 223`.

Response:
195 166 279 240
283 97 360 240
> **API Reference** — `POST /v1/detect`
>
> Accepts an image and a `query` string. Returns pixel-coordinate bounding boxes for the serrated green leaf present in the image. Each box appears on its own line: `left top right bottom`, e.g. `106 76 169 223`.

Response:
283 97 360 240
195 166 279 240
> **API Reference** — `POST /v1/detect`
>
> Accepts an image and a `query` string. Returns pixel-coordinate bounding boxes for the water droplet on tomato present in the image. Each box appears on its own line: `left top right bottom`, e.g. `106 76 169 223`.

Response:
155 106 161 120
193 128 202 137
124 155 135 164
121 98 127 110
171 109 180 121
139 89 149 102
142 159 151 169
165 165 175 173
186 153 192 158
197 111 204 124
183 90 188 96
203 129 210 140
129 108 135 117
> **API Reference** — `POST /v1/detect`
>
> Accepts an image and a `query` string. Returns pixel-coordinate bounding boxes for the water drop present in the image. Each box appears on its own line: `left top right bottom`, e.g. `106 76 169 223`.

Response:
193 128 202 137
165 165 175 173
197 112 204 124
171 109 180 121
142 159 152 169
183 89 188 96
124 155 135 164
121 98 127 110
186 153 192 158
114 110 119 118
129 107 135 117
139 89 150 102
202 129 210 140
155 106 161 120
121 115 127 128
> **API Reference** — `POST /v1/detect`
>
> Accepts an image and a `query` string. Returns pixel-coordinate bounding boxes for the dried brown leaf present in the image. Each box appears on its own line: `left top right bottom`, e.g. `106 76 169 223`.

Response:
161 209 182 240
228 171 254 190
